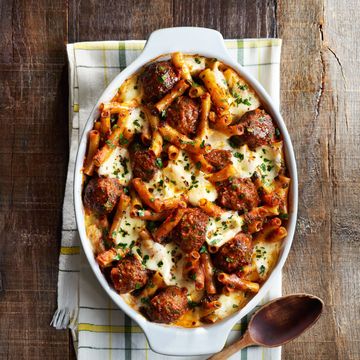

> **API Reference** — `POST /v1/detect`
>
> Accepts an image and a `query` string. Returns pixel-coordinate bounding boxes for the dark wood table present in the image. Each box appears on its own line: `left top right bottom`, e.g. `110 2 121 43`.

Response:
1 1 358 359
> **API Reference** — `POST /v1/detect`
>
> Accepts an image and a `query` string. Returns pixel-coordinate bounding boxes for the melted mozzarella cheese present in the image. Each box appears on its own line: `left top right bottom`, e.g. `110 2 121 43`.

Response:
162 150 194 191
228 80 261 119
117 75 142 102
215 292 248 319
125 107 147 134
205 129 233 150
139 240 195 292
213 65 228 90
252 240 281 281
206 211 244 248
187 172 217 206
183 55 206 75
97 147 132 185
139 240 174 284
113 208 145 246
231 142 283 186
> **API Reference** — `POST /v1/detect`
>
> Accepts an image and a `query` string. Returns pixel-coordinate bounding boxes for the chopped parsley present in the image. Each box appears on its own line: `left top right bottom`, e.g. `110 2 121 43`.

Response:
199 245 207 254
119 133 129 145
275 128 281 138
160 110 167 119
279 213 289 220
113 254 122 261
189 273 197 281
118 228 129 237
238 84 248 91
155 157 163 169
157 261 164 268
259 265 266 276
116 243 127 249
133 119 141 128
234 152 244 161
184 163 190 171
194 57 201 64
142 255 150 266
179 139 195 146
188 300 199 308
260 163 267 172
105 139 115 149
233 93 252 106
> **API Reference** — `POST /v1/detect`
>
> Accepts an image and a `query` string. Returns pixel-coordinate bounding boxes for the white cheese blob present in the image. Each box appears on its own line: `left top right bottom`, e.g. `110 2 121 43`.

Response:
215 292 247 319
228 81 261 119
162 150 194 192
252 240 281 281
231 142 283 186
116 75 142 102
205 129 233 150
213 65 229 90
125 107 147 134
183 55 206 75
139 240 195 292
206 211 244 248
187 172 217 206
113 208 145 247
97 147 132 185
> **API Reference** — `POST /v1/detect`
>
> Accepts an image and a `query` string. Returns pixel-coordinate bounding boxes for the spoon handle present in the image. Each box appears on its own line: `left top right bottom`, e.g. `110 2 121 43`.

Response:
207 331 253 360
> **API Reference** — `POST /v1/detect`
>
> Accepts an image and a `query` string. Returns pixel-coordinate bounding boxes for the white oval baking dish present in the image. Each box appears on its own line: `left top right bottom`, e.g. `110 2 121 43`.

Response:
74 27 298 356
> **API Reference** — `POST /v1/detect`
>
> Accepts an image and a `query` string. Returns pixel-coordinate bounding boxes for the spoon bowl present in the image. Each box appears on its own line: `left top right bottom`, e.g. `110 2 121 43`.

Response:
208 294 323 360
249 293 324 347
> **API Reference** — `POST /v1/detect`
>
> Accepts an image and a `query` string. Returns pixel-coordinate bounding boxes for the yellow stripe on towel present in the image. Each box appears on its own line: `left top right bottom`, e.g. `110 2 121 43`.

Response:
60 246 80 255
78 323 143 333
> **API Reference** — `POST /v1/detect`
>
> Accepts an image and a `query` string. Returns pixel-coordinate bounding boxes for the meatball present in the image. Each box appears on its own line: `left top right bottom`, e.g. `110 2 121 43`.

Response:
216 177 260 212
140 61 179 102
239 109 275 148
147 286 188 323
204 149 232 171
110 256 148 294
165 96 200 137
172 208 209 253
213 233 253 273
129 141 158 182
83 177 122 214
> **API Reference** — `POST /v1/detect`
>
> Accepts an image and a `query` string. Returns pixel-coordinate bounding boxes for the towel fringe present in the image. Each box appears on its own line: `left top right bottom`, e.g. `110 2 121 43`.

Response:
50 308 70 330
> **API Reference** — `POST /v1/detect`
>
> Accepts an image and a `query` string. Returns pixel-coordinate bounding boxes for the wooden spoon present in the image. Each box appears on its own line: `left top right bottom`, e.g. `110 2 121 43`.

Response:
208 294 323 360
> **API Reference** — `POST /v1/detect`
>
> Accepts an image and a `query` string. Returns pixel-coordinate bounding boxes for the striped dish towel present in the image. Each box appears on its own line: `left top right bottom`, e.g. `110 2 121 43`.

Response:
52 38 282 360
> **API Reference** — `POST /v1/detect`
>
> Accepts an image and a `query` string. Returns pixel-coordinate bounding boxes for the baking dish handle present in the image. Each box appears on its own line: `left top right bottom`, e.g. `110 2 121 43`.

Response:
141 27 231 61
141 319 234 356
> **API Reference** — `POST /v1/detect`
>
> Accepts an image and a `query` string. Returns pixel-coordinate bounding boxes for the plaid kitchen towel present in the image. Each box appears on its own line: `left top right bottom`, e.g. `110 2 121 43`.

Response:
51 38 282 360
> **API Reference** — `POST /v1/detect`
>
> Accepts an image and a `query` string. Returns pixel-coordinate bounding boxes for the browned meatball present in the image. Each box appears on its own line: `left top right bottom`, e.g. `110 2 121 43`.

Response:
204 149 232 171
239 109 275 149
147 286 188 323
172 208 209 253
216 177 260 212
83 177 122 214
140 61 179 102
129 141 158 182
110 256 148 294
166 96 200 137
213 233 253 273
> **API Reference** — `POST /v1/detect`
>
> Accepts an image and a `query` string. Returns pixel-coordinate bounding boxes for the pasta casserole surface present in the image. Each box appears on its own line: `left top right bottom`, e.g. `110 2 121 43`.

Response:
82 53 290 327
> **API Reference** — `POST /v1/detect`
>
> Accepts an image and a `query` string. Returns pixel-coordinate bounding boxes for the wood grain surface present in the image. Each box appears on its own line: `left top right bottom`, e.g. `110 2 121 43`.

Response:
0 0 358 359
